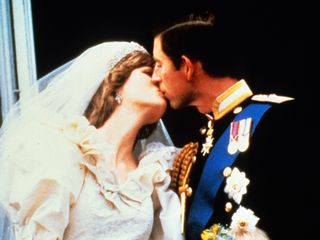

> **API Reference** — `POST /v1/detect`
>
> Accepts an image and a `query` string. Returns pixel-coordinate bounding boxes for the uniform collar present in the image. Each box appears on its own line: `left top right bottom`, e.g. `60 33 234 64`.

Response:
212 79 253 120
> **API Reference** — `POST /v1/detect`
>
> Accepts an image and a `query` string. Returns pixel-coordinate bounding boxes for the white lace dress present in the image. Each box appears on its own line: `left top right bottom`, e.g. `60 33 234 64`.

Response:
4 116 183 240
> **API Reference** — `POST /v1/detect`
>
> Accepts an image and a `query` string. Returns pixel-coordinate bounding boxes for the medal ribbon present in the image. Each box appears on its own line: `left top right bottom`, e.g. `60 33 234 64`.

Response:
231 121 239 141
186 103 272 240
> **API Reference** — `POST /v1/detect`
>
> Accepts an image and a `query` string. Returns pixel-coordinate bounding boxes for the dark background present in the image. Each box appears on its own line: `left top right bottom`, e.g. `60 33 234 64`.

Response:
31 0 305 147
30 0 316 233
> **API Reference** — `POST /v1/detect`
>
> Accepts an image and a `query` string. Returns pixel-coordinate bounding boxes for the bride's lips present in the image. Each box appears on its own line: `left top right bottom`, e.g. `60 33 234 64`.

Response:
157 90 164 97
156 88 164 96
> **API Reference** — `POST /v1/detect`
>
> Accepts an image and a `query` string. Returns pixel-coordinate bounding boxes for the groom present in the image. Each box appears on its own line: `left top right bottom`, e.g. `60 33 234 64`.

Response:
151 15 305 240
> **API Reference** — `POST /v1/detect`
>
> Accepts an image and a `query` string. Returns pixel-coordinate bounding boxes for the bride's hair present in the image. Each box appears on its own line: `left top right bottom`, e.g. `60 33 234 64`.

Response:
85 50 157 140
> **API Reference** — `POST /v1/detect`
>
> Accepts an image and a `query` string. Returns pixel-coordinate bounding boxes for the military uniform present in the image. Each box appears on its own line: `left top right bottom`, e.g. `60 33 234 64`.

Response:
183 80 310 239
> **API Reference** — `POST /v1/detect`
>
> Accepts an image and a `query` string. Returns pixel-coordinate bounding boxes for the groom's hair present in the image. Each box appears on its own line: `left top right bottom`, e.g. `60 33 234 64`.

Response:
154 13 246 79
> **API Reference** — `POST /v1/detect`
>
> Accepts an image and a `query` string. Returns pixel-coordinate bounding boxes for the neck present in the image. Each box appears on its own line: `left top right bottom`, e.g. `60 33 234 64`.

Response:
192 73 238 113
97 105 145 168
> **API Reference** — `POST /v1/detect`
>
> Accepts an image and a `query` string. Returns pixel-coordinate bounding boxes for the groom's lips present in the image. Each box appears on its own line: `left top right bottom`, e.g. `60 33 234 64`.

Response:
159 91 166 97
159 87 165 95
159 90 166 97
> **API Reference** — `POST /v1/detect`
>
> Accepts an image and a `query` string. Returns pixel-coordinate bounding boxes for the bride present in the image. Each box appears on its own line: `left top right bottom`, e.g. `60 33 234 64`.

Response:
0 41 183 240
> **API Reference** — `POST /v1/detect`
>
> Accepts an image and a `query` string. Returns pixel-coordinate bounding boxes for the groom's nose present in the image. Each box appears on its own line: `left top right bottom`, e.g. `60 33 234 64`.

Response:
151 71 161 84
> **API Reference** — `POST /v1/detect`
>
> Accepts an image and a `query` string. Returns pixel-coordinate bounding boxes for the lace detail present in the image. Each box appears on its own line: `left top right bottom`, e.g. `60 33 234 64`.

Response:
14 224 34 240
59 117 183 239
139 142 180 167
65 174 155 240
61 117 176 210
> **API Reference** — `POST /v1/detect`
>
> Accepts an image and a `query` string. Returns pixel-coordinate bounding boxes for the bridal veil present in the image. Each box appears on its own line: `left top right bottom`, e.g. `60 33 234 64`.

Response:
0 41 173 203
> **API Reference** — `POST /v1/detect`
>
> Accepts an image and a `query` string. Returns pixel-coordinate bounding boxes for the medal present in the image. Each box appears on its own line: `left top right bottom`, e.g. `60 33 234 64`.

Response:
238 118 252 152
228 121 239 155
227 139 238 155
200 114 215 156
238 139 249 152
228 118 252 154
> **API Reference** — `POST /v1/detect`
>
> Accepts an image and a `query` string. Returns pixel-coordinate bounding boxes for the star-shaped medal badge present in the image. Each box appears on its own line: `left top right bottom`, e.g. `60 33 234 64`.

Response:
201 136 214 156
200 114 215 156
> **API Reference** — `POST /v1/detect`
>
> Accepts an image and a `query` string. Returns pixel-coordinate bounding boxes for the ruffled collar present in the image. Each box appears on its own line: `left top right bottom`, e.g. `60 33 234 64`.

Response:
61 116 170 210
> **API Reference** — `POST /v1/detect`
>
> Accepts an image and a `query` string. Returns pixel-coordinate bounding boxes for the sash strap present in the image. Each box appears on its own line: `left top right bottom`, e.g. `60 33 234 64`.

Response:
187 103 272 239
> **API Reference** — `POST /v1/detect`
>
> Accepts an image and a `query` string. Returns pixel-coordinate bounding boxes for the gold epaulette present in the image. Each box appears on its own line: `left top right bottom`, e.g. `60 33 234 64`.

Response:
251 94 294 103
170 142 199 234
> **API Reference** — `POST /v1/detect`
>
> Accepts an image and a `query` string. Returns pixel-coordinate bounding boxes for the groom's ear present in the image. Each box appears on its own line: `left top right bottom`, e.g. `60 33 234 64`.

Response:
181 55 194 82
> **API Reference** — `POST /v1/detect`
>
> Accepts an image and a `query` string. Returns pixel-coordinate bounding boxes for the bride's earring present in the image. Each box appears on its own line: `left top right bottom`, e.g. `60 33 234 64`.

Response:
115 92 123 104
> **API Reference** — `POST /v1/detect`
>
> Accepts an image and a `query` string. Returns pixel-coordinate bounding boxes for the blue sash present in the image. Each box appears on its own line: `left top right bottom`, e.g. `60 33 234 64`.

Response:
187 103 272 239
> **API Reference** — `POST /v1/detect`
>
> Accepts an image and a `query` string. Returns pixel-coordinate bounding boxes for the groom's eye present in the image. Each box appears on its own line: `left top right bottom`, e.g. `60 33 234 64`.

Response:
154 62 162 69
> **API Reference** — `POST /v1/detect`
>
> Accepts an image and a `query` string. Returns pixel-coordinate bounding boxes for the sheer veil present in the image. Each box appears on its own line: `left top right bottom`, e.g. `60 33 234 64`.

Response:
0 41 173 202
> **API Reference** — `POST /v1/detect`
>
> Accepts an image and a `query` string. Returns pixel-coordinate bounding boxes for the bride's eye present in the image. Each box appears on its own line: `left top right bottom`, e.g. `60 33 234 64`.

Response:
143 68 153 76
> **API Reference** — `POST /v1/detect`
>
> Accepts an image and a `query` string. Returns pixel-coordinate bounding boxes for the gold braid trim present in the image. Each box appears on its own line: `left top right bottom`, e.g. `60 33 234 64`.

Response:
170 142 199 233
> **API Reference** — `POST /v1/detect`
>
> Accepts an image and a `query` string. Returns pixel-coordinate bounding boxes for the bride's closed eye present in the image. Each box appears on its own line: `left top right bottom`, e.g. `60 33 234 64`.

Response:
142 67 153 77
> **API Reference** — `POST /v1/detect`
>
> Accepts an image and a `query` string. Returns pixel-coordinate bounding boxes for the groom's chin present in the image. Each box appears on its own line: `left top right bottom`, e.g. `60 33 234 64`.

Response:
195 105 212 114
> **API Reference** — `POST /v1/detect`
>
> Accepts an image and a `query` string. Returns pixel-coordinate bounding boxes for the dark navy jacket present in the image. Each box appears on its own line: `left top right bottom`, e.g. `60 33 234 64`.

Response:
181 97 312 240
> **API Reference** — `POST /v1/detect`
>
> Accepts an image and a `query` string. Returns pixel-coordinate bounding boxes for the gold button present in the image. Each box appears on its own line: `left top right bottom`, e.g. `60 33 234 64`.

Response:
225 202 232 212
233 106 243 114
199 127 207 135
223 167 232 177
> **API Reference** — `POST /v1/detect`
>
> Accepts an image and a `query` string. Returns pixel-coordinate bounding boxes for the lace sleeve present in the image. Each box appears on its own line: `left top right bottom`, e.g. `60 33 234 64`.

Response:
3 123 86 239
150 172 184 240
12 179 71 240
139 142 180 168
138 142 184 239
